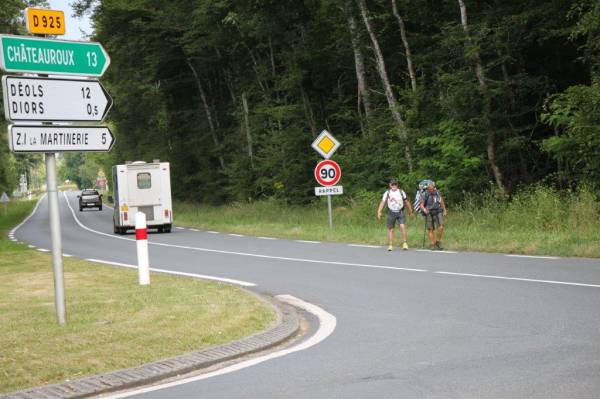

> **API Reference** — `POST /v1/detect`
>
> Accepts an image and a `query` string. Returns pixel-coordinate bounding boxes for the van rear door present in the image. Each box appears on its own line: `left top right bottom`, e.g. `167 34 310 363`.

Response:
127 165 162 221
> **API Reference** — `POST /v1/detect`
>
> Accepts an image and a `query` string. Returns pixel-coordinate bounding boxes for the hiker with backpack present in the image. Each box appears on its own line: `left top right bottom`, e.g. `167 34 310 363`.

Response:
419 181 447 250
377 178 413 251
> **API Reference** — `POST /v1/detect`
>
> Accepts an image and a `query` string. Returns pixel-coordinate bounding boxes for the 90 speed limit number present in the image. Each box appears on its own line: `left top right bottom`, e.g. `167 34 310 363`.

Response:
314 160 342 186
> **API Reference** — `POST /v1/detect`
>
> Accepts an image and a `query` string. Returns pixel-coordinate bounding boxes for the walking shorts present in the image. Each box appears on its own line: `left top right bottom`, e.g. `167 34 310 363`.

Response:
425 212 443 230
387 210 406 229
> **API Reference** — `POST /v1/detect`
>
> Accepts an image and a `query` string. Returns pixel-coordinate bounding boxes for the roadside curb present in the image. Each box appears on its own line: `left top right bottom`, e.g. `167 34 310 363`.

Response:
1 298 300 399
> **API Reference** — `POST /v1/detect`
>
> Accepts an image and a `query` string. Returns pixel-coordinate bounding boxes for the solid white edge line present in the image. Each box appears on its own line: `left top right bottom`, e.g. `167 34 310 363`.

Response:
506 254 559 260
348 244 381 249
435 271 600 288
416 249 458 254
100 294 336 399
85 258 256 287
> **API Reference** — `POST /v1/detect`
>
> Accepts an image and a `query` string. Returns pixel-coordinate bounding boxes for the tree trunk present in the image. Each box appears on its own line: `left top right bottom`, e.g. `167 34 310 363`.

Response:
356 0 413 171
457 0 507 196
346 10 372 133
301 87 318 136
241 92 255 169
391 0 417 92
186 59 225 170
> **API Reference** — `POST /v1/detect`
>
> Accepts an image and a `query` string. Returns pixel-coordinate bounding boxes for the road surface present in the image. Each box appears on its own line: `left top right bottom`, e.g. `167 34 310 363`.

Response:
13 192 600 398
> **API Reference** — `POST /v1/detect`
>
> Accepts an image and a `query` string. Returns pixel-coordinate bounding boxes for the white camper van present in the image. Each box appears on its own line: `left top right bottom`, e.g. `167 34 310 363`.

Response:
112 161 173 234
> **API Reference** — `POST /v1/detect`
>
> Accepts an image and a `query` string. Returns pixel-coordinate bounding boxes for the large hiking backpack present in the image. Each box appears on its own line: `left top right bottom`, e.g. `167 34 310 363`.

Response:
413 179 432 215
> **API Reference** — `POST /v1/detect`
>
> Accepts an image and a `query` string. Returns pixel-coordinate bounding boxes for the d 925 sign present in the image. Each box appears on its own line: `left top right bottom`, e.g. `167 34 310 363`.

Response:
314 160 342 187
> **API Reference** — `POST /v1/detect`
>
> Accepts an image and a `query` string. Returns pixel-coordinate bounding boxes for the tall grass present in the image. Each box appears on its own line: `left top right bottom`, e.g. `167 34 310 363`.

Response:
174 186 600 257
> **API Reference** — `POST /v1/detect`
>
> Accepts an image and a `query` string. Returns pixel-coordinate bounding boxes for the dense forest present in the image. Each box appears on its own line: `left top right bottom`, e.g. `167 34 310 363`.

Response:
1 0 599 204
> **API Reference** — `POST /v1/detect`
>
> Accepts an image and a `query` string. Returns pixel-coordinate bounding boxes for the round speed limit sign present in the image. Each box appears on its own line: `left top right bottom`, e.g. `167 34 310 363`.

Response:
314 160 341 186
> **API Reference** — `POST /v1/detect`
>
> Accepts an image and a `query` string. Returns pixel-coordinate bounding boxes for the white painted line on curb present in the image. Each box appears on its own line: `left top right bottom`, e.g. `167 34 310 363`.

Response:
37 248 49 252
258 236 277 240
435 271 600 288
228 233 244 237
85 259 256 287
506 254 559 260
101 294 336 399
296 240 321 244
348 244 381 249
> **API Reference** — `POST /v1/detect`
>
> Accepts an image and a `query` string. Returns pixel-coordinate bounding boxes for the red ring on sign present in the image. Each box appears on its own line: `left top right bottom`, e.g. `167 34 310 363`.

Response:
314 160 342 186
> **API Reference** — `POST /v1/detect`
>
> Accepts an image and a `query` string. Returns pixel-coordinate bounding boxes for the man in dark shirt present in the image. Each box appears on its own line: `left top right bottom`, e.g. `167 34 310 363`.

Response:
419 182 447 250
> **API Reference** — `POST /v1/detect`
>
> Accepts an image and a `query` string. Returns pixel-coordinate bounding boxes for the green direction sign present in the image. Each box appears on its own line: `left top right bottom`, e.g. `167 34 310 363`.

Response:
0 35 110 77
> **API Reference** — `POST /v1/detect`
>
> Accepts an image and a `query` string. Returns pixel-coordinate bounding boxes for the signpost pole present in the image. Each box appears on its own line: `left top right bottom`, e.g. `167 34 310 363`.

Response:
45 152 66 325
327 195 333 228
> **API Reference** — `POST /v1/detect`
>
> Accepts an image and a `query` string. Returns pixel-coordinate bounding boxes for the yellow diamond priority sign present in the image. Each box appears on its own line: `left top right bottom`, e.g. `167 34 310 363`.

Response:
311 130 340 159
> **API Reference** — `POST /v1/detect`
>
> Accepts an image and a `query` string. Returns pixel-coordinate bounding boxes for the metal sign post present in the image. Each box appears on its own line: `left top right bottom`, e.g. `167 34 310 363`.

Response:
45 152 66 325
0 192 9 216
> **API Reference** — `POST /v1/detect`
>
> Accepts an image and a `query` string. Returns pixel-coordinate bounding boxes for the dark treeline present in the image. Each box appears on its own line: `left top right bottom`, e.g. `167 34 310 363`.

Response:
2 1 599 203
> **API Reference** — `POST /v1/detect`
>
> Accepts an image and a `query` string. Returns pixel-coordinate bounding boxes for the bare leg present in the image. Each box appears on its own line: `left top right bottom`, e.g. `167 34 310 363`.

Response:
399 224 407 242
437 225 444 242
428 229 435 246
387 228 394 246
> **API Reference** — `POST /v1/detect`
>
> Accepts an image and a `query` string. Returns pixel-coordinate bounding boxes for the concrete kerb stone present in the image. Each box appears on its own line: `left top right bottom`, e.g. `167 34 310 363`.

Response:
1 297 300 399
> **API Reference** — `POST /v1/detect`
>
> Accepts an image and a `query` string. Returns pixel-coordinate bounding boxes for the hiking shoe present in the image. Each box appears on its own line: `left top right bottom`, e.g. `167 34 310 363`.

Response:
429 244 437 251
387 245 393 251
402 242 408 251
435 241 443 250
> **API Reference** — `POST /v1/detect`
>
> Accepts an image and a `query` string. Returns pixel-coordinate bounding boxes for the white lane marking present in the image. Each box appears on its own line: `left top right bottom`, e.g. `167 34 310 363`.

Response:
8 194 46 239
348 244 381 249
101 295 336 399
228 233 244 237
85 259 256 287
258 236 277 240
189 228 200 232
416 249 458 254
63 254 73 257
506 254 559 260
296 240 321 244
62 191 427 273
63 192 598 289
28 245 36 249
435 271 600 288
37 248 49 252
175 227 185 230
206 231 220 234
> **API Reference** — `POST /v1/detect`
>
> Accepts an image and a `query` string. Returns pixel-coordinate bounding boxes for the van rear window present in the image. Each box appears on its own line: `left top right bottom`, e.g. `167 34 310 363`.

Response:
137 173 151 189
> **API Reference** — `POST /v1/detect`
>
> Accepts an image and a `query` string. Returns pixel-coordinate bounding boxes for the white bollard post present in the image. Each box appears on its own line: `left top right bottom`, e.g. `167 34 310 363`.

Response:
135 212 150 285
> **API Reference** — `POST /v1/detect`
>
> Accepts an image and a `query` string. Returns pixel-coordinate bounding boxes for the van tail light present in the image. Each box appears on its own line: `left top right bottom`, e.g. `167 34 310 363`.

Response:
164 209 169 218
124 212 128 221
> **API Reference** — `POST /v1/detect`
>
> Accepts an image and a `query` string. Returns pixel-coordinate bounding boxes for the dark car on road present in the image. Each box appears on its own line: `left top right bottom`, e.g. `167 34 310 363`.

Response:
78 189 103 211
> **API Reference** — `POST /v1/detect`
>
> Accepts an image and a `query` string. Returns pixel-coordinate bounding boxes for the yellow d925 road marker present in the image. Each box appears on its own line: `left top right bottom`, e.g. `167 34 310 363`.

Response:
25 8 65 35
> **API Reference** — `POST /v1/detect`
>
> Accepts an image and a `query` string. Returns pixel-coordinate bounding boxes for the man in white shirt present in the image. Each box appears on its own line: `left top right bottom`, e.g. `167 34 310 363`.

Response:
377 178 413 251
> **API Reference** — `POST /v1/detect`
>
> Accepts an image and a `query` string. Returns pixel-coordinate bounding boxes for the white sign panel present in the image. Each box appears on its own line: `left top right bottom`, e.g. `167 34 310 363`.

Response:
8 125 114 153
315 185 343 196
2 76 113 122
0 192 9 203
311 129 341 159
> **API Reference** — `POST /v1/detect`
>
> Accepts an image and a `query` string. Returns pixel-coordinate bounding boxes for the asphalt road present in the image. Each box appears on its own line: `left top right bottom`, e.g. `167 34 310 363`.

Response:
13 192 600 399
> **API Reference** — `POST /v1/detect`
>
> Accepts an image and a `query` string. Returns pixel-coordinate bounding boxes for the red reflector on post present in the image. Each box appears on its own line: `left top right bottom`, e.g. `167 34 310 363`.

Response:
164 209 169 218
135 228 148 240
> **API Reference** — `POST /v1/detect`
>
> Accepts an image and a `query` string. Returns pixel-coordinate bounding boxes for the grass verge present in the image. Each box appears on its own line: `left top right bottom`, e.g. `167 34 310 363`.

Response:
0 199 274 394
174 186 600 258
